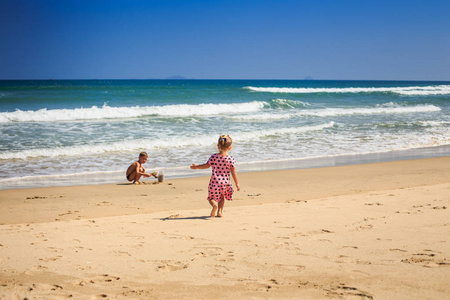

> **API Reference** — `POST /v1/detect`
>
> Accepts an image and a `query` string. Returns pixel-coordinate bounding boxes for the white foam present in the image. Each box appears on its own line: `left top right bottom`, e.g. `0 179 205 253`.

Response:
244 85 450 95
293 104 440 117
0 123 335 160
227 113 292 121
417 120 450 127
227 104 440 121
0 170 121 183
0 101 266 123
238 122 335 139
0 137 209 160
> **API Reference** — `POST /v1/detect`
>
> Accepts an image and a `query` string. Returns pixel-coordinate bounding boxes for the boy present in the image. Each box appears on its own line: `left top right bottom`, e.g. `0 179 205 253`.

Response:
126 152 157 184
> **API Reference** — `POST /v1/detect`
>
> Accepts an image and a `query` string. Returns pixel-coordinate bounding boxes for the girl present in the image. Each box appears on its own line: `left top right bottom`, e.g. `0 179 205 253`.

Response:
191 135 241 217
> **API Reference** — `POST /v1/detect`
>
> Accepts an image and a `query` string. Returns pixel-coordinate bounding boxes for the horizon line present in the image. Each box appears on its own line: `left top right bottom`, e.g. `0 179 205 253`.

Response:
1 78 450 82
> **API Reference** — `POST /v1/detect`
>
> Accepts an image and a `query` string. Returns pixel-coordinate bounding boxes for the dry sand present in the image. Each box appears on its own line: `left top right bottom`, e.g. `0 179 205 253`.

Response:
0 157 449 299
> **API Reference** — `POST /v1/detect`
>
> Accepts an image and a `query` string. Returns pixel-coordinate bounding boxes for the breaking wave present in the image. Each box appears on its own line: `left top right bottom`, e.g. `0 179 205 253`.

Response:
244 85 450 95
0 102 265 123
0 122 334 160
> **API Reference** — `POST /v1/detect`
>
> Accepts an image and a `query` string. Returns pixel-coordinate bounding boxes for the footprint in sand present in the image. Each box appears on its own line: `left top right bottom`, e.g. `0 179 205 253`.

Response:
165 233 196 240
307 229 334 235
275 264 306 272
33 232 47 238
39 256 62 262
101 274 121 282
208 264 230 277
285 199 307 203
26 196 48 199
297 281 373 299
76 274 120 287
343 245 358 249
401 252 449 267
327 284 374 299
288 232 308 238
365 202 383 206
356 224 374 230
47 246 63 253
389 248 407 252
24 283 64 293
432 206 447 210
113 250 131 257
122 289 153 297
157 261 188 272
58 210 79 216
195 246 223 257
51 284 63 291
215 251 236 263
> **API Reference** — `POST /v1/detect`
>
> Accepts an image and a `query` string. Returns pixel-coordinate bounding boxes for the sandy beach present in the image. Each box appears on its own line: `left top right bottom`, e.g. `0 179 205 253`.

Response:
1 157 449 299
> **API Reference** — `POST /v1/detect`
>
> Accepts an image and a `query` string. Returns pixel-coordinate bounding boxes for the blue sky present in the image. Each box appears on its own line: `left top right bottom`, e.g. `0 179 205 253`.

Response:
1 0 449 80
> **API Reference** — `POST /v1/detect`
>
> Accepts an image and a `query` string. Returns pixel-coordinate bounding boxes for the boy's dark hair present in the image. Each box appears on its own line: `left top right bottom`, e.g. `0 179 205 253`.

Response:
139 152 148 157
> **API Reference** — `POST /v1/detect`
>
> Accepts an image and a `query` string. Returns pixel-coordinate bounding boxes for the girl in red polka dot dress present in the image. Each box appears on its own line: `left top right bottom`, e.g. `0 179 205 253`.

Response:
190 135 241 217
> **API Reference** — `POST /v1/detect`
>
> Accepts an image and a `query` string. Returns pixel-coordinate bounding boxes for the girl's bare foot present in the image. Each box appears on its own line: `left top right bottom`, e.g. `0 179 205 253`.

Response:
217 199 224 218
210 203 218 217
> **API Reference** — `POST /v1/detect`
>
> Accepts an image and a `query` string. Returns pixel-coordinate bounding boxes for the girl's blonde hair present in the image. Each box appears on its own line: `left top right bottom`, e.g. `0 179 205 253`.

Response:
218 135 232 151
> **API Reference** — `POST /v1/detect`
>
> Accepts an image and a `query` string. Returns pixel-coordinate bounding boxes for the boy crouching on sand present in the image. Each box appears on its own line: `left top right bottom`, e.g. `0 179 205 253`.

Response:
126 152 157 184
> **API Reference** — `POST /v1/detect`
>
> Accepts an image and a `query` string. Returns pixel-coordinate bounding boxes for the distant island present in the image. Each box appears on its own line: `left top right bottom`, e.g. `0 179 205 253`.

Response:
164 76 315 80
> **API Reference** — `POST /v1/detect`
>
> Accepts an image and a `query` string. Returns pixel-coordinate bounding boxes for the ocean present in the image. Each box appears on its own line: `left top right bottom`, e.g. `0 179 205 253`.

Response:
1 80 449 190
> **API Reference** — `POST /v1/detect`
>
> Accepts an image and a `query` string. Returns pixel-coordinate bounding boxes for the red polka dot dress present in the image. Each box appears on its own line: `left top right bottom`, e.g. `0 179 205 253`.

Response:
207 153 236 202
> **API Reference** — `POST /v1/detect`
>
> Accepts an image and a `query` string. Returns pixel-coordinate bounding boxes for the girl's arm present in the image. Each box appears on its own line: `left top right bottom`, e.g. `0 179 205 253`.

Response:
190 163 210 170
230 167 240 191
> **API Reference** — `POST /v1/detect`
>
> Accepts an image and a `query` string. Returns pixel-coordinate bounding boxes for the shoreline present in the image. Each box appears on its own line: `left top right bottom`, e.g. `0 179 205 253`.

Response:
2 144 450 190
1 156 449 299
1 155 449 225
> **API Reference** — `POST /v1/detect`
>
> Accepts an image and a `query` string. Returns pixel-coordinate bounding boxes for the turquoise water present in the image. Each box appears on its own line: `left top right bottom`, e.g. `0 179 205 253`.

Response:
1 80 449 189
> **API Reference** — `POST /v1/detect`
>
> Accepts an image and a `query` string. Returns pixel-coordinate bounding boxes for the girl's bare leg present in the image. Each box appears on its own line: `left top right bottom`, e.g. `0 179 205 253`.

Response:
208 199 218 217
217 197 225 217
